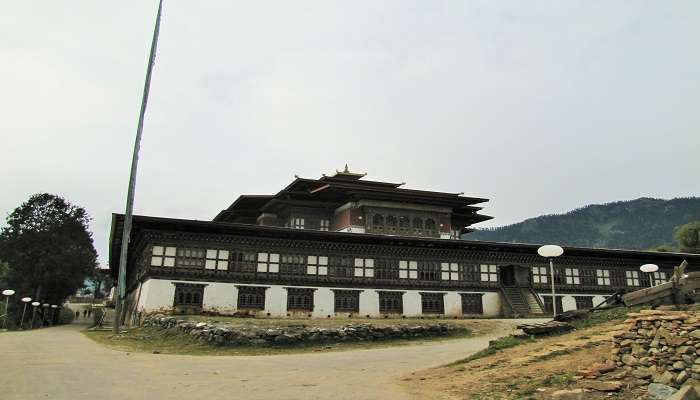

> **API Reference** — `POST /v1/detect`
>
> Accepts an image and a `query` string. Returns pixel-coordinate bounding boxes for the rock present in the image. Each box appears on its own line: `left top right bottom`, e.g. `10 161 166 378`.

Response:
633 367 653 379
648 383 679 399
622 355 639 366
677 371 690 385
656 371 677 385
689 330 700 339
579 380 622 391
668 384 700 400
675 361 689 370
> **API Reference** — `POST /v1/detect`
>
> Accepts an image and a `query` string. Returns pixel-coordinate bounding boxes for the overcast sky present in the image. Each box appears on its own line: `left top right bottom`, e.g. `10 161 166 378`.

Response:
2 1 699 265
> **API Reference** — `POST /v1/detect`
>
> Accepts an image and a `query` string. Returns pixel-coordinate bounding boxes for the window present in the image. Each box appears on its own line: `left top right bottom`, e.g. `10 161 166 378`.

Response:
280 254 305 275
173 283 205 307
354 258 374 278
419 261 440 281
462 264 480 281
329 257 353 277
480 264 498 282
574 296 594 310
399 216 410 228
412 218 423 229
542 295 563 314
652 271 667 286
175 248 205 268
441 263 460 281
596 269 611 286
375 259 398 280
151 246 176 267
564 268 580 285
461 293 484 314
333 290 360 312
286 288 314 311
425 219 436 230
233 251 257 272
257 252 280 273
625 270 640 286
386 215 397 226
291 218 305 229
378 291 403 313
610 269 626 287
420 292 445 314
580 268 597 286
205 249 229 270
237 286 266 309
319 219 330 231
372 214 384 226
399 260 418 279
532 266 548 284
306 255 328 276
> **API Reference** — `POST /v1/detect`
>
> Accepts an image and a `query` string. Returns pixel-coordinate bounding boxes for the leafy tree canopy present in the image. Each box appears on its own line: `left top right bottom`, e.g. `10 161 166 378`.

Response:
674 221 700 254
0 194 97 305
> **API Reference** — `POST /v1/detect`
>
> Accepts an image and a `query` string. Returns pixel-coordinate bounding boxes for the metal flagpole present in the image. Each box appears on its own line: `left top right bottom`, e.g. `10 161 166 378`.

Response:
114 0 164 333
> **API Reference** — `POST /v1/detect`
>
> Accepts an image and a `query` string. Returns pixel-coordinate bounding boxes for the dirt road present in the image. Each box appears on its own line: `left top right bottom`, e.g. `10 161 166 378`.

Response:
1 320 529 400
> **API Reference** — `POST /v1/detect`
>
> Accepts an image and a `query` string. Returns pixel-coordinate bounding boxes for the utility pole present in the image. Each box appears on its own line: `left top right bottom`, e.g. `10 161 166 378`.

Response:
114 0 164 333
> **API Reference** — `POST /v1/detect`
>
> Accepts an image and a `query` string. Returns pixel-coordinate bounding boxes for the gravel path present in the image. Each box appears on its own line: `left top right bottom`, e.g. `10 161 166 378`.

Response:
1 320 533 400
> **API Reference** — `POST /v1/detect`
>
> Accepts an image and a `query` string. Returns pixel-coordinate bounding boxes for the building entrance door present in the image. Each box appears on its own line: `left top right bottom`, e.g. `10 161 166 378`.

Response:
499 265 516 286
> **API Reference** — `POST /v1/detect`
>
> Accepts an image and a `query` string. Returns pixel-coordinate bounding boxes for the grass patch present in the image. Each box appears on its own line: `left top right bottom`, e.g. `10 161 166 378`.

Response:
83 325 474 356
541 372 575 386
450 335 537 365
570 306 631 330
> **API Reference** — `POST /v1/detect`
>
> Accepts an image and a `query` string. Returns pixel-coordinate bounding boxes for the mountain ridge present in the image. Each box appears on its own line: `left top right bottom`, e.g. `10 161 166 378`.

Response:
465 197 700 250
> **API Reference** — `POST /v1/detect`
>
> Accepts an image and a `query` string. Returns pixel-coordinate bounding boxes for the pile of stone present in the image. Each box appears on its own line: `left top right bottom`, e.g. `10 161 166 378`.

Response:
612 310 700 390
142 316 464 347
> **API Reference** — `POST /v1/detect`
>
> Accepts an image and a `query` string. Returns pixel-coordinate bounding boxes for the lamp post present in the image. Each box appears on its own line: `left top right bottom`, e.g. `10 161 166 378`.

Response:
30 301 40 329
537 245 564 318
2 289 15 329
20 297 32 329
50 305 57 326
640 264 659 287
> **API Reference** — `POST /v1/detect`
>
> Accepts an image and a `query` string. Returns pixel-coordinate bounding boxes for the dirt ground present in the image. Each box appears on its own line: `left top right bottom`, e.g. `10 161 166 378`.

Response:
1 319 535 400
402 320 633 399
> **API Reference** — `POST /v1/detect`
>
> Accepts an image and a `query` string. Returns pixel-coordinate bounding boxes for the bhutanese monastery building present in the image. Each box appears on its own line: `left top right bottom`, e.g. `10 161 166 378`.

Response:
109 167 699 322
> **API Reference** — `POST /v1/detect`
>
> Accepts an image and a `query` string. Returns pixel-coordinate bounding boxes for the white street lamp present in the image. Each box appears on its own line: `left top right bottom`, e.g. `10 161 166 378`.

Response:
50 305 57 326
20 297 32 329
2 289 15 329
640 264 659 287
30 301 40 329
537 245 564 318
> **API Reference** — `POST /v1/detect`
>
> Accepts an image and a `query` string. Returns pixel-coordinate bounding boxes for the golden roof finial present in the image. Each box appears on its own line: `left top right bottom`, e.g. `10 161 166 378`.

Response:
343 163 350 173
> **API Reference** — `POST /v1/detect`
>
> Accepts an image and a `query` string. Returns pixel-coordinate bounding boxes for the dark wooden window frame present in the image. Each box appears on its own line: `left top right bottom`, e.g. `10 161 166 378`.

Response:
236 285 268 310
333 289 361 312
573 296 594 310
378 291 404 313
286 287 315 311
420 292 445 314
460 293 484 314
173 282 207 307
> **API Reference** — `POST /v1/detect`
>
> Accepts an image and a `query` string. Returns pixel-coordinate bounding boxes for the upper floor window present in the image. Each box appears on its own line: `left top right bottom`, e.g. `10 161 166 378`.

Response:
329 256 354 278
399 216 410 228
151 246 176 267
564 268 580 285
176 248 205 268
480 264 498 282
532 266 548 284
399 260 418 279
596 269 611 285
232 251 257 273
462 264 480 281
441 262 460 281
354 258 374 278
386 215 397 227
375 259 398 280
425 219 436 230
626 270 640 286
306 256 328 276
257 252 280 273
319 219 330 231
419 261 440 281
413 218 423 229
291 218 305 229
205 249 229 270
280 254 305 275
372 214 384 226
652 271 667 286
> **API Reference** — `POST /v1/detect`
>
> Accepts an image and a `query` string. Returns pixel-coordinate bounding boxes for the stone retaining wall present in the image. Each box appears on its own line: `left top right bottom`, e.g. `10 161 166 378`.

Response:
142 316 466 346
612 310 700 388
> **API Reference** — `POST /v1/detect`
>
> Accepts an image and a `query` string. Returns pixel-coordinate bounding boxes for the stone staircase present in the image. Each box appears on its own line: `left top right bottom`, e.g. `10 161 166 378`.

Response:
501 286 545 317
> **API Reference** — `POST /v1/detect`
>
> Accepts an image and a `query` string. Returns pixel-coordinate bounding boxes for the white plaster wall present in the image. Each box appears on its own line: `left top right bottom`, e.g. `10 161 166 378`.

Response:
439 233 452 240
402 291 423 317
202 282 237 314
444 292 462 316
561 296 577 312
593 295 608 308
359 289 379 317
312 287 335 317
537 292 615 312
482 292 502 317
139 279 176 312
265 285 287 317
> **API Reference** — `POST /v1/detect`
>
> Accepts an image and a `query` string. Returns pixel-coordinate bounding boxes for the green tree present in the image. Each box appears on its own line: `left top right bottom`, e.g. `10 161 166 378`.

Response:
0 194 98 311
674 221 700 254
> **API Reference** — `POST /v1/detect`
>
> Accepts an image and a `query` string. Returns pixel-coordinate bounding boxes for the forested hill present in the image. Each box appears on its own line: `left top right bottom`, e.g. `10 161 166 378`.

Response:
465 197 700 250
